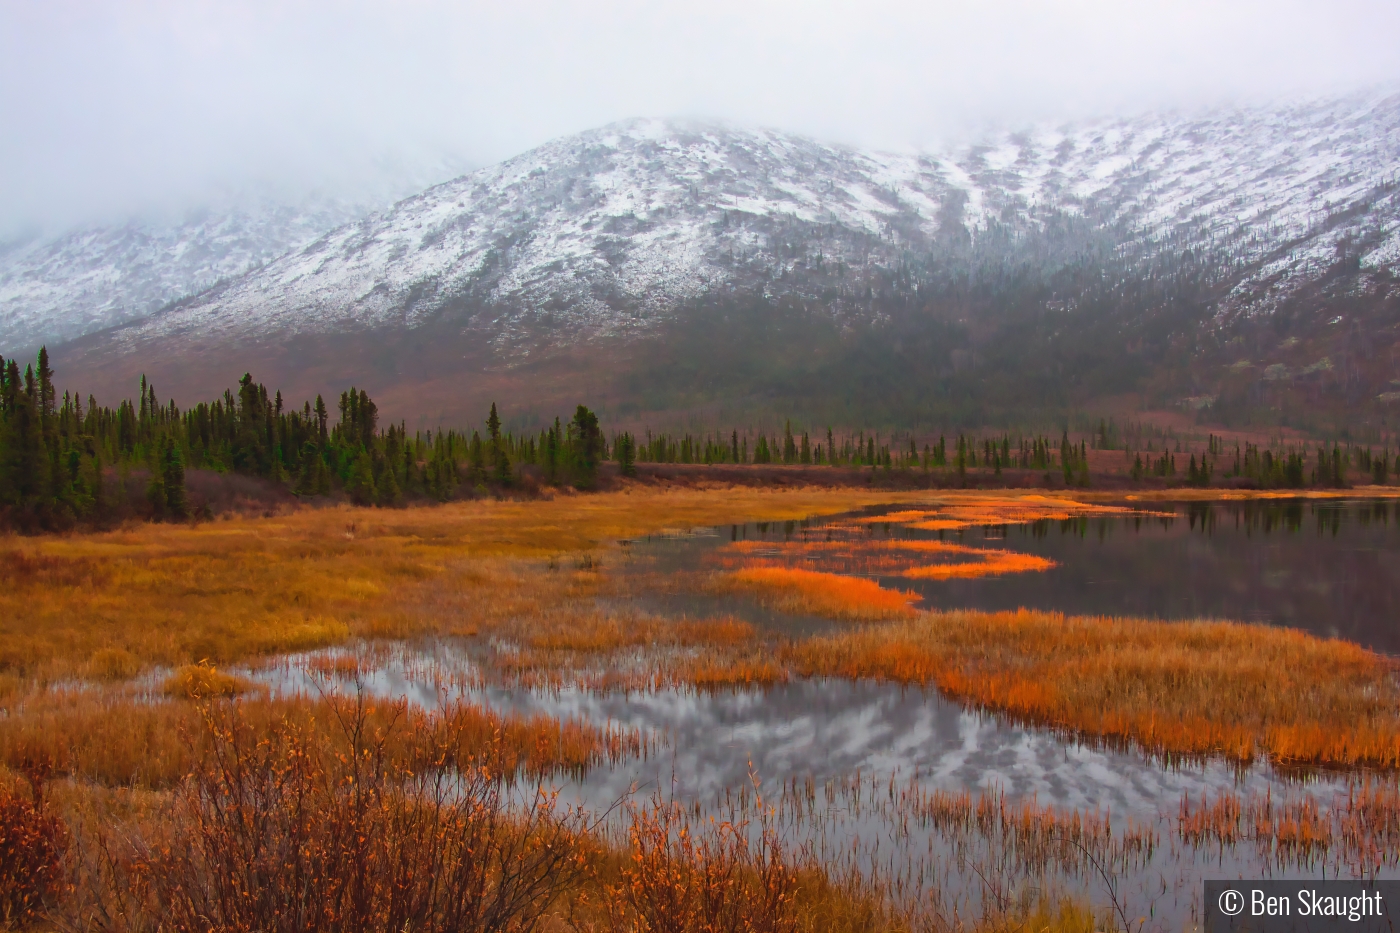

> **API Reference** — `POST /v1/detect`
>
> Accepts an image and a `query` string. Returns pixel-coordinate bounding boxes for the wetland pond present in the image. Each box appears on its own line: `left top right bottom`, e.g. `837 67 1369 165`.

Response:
259 497 1400 929
629 496 1400 651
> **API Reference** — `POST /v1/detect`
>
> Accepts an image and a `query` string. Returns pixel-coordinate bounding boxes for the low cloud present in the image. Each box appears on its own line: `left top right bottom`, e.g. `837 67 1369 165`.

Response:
2 0 1398 234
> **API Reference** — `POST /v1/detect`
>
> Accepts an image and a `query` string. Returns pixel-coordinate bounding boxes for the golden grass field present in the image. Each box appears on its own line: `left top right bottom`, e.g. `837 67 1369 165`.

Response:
2 484 1399 930
2 486 1396 766
0 487 931 681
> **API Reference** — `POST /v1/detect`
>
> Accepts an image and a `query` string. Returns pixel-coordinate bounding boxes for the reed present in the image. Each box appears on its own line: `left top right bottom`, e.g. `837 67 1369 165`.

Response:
586 792 800 933
1177 782 1400 873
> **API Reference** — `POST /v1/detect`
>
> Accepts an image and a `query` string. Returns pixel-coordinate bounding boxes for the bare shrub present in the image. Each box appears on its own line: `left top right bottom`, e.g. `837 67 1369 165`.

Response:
105 692 591 933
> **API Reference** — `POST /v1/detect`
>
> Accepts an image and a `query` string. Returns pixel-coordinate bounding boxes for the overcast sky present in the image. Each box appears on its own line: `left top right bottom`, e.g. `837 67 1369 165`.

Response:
2 0 1398 235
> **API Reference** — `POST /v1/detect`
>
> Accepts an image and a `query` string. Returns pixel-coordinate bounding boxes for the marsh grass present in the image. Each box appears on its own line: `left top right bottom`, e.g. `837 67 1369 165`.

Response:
790 609 1400 768
1178 779 1400 874
0 487 929 682
0 678 648 792
714 567 920 621
582 787 801 933
856 497 1160 532
6 487 1400 927
716 539 1055 584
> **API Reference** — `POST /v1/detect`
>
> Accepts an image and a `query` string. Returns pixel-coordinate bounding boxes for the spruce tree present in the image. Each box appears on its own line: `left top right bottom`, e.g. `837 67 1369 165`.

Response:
488 402 511 485
295 442 321 496
91 448 105 515
544 420 560 485
348 450 377 505
570 405 603 488
36 347 55 420
468 432 486 486
8 366 45 503
146 442 167 520
163 437 188 518
378 457 403 506
618 432 636 477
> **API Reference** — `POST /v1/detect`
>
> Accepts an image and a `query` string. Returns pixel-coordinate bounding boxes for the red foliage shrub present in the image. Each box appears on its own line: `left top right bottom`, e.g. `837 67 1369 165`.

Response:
0 788 68 927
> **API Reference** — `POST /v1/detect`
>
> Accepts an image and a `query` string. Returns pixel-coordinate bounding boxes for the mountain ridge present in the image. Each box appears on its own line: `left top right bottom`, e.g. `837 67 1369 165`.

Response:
18 92 1400 430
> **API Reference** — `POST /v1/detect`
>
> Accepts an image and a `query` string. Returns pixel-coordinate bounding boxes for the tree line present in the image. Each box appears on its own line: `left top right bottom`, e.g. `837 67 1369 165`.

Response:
7 346 1391 531
0 349 606 528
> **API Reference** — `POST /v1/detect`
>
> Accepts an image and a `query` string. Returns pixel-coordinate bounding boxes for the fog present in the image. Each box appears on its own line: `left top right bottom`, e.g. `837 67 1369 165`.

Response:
2 0 1398 235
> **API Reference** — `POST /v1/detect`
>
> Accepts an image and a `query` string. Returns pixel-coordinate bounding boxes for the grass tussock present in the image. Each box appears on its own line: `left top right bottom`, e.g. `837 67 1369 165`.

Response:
716 567 920 621
790 608 1400 768
162 663 257 699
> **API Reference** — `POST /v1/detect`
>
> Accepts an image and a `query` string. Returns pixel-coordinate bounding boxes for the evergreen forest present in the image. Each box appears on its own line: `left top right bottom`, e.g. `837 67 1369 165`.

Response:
4 347 1394 531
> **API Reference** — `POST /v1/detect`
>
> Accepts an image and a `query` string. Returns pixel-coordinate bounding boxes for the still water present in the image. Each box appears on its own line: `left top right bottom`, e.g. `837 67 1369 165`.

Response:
631 498 1400 652
252 497 1400 929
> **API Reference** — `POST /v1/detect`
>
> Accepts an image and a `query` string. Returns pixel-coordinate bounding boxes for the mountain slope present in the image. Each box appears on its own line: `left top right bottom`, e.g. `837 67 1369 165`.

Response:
0 198 380 353
92 93 1399 351
35 92 1400 429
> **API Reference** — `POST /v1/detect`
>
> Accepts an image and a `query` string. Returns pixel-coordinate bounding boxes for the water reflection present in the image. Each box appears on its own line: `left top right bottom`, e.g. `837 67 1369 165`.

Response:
257 648 1397 932
638 498 1400 652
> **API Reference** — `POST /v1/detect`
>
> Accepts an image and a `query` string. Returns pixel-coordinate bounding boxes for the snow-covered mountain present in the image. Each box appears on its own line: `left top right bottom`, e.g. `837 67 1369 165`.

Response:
73 91 1395 354
0 198 384 353
0 149 477 354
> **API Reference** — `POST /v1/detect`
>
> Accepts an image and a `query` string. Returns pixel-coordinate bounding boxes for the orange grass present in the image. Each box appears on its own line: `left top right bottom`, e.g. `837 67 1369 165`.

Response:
855 495 1163 531
715 538 1054 591
715 567 919 621
789 608 1400 768
162 663 257 699
900 549 1054 580
0 487 929 679
1177 784 1400 872
0 686 647 789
